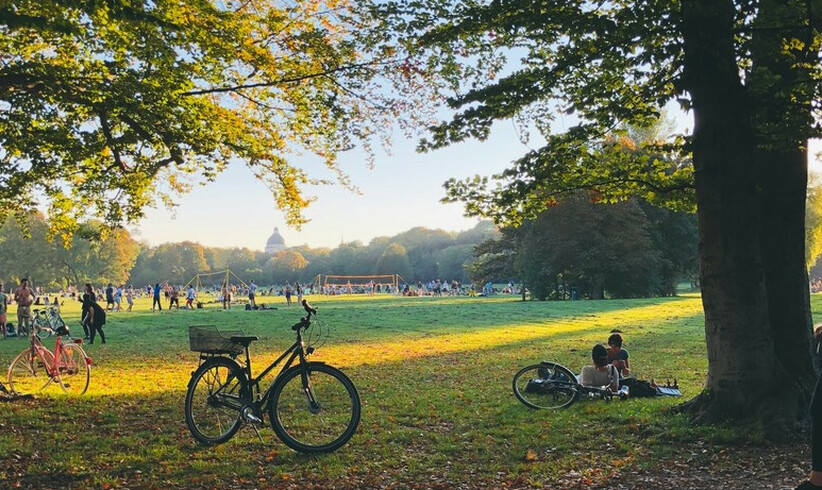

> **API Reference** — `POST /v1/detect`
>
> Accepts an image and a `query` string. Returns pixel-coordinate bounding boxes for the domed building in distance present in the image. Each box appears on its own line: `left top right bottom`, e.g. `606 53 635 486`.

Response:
265 227 286 254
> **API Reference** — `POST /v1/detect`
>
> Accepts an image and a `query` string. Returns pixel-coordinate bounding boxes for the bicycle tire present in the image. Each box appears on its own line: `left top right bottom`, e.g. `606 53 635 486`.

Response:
185 357 248 445
7 348 56 395
512 362 580 409
58 343 90 395
268 362 360 453
34 319 52 339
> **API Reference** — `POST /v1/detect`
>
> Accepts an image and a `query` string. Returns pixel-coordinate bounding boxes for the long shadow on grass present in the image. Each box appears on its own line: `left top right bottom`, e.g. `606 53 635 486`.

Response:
15 295 702 364
0 313 720 490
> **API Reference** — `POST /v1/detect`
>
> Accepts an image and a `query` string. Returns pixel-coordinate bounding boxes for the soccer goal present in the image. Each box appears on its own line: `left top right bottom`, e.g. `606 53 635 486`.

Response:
185 269 249 290
320 274 399 293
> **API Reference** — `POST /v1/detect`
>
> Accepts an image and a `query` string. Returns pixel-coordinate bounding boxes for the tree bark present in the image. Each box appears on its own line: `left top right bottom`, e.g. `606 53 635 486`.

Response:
758 147 816 406
680 0 791 427
752 0 817 420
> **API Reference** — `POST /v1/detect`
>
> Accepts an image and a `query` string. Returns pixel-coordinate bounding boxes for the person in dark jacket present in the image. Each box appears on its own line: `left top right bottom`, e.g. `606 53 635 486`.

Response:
104 283 114 311
78 283 97 338
81 287 106 345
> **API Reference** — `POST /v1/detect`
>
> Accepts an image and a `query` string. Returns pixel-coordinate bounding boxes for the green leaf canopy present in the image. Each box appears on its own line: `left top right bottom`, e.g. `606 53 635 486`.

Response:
0 0 404 231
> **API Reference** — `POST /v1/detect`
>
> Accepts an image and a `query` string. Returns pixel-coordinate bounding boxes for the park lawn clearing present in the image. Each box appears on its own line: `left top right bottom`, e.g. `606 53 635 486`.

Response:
0 293 814 489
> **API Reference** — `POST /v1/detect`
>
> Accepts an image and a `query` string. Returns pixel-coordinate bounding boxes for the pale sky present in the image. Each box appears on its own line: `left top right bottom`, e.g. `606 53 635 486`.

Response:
133 121 532 250
132 109 821 251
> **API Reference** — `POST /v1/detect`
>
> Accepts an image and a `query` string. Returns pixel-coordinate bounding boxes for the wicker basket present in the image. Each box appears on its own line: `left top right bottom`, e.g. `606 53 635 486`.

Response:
188 325 245 355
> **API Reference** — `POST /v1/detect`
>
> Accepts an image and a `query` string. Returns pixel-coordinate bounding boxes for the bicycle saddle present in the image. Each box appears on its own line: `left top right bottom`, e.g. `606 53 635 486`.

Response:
229 335 258 346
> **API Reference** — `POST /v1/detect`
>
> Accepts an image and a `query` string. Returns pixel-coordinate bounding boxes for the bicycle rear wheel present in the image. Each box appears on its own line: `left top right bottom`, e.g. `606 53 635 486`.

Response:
8 349 56 395
513 362 580 409
268 362 360 453
34 318 52 339
185 357 247 445
58 343 90 395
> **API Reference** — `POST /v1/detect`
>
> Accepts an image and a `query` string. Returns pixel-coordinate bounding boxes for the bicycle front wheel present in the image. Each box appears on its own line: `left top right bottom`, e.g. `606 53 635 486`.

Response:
58 343 90 395
8 349 56 395
513 362 580 409
268 362 360 453
185 357 247 445
34 319 52 339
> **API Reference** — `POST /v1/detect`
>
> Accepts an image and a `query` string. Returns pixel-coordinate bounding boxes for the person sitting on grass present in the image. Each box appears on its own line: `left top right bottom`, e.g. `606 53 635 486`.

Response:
606 333 631 378
579 344 619 392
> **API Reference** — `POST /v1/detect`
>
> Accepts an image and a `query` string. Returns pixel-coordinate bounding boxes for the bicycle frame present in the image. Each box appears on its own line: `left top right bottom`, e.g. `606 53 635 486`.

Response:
205 326 314 419
27 335 88 382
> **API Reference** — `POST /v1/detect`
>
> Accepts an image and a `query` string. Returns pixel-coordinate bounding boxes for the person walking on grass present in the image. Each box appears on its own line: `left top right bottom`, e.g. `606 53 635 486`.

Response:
105 283 114 311
186 284 196 309
248 280 257 308
221 282 231 310
0 282 7 339
169 286 179 310
14 278 34 337
114 285 123 312
82 286 106 345
152 283 162 311
125 286 134 312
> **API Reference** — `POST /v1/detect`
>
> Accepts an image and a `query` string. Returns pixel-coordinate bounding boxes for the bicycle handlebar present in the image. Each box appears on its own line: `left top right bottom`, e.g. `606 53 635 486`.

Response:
291 300 317 331
302 299 316 316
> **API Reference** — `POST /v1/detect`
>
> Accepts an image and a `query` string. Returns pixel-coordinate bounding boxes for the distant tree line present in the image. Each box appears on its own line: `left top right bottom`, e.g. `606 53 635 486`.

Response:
469 192 700 300
0 213 139 288
0 215 499 289
127 222 500 287
9 200 822 298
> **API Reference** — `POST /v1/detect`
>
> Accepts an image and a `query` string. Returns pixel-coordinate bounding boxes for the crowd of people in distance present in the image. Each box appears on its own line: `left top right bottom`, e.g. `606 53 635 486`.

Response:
0 277 525 340
0 279 111 342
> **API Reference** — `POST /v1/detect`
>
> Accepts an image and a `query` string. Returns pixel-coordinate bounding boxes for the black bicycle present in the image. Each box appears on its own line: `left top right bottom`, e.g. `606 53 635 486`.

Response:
184 300 360 453
512 361 626 409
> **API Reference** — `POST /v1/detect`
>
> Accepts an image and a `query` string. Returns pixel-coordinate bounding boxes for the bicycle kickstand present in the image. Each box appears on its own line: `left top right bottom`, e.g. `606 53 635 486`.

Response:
249 423 264 443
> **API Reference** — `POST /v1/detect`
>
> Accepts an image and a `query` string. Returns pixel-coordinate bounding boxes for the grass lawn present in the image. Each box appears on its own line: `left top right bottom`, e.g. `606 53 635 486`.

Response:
0 292 815 489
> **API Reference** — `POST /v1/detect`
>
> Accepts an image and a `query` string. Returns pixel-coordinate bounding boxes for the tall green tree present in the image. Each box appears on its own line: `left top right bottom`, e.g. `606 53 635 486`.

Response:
382 0 822 429
267 250 309 283
806 175 822 268
376 242 413 278
0 0 419 232
0 213 139 287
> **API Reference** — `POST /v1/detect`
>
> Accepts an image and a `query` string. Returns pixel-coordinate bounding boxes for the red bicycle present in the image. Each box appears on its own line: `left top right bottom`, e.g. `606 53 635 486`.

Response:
7 328 91 395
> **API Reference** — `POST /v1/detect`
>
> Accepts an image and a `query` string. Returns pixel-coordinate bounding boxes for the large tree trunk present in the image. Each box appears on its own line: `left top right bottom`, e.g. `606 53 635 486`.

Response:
680 0 792 428
752 0 817 420
758 147 815 403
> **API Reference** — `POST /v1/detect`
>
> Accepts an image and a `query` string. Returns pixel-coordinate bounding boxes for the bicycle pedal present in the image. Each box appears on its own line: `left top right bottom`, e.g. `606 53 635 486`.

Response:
242 407 263 425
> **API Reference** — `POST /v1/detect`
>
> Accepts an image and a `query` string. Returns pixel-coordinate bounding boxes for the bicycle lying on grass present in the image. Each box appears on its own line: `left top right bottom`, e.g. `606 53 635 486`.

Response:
185 300 360 453
7 326 91 395
512 361 628 409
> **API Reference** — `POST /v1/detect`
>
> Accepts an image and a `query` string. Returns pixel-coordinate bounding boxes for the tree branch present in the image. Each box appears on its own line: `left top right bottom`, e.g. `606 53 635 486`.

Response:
181 60 392 96
98 112 127 171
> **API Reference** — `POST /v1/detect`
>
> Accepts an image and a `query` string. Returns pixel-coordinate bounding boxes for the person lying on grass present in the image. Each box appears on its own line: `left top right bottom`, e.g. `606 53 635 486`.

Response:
579 344 619 392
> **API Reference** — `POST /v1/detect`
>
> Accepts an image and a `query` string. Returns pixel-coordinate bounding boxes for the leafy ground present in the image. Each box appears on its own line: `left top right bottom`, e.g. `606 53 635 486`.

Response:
0 292 814 489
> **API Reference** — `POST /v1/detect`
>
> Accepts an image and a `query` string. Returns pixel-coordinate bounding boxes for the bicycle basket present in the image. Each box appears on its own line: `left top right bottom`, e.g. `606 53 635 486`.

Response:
188 325 245 355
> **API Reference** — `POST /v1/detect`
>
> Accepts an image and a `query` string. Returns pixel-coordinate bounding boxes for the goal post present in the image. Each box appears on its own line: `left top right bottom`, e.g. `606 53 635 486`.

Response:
184 269 249 290
321 274 398 290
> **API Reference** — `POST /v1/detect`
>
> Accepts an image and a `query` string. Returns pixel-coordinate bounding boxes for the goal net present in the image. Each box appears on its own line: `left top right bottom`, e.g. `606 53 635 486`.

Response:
185 269 249 290
321 274 398 290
